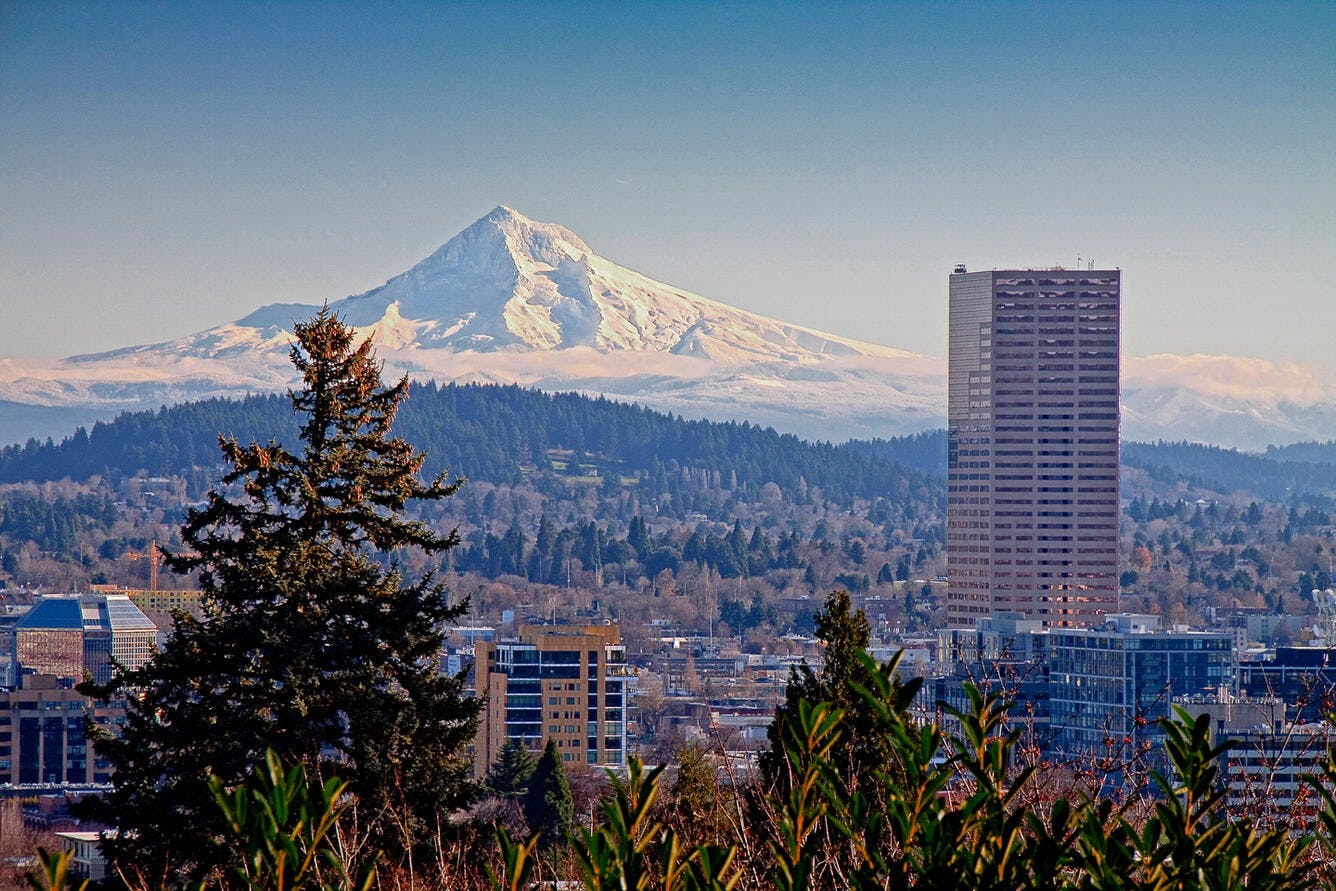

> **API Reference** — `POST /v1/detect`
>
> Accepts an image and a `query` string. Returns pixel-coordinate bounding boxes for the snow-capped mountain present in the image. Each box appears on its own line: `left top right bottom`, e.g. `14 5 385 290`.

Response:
72 206 922 365
0 207 944 444
2 206 1334 450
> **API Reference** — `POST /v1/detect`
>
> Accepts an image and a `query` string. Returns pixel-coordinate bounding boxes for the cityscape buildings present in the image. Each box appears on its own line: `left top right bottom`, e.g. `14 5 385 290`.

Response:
1047 613 1233 759
472 624 628 776
10 593 157 686
0 593 155 786
947 267 1121 626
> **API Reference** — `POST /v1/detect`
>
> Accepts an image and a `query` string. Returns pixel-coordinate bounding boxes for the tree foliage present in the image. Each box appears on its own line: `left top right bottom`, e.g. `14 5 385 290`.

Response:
80 309 480 883
760 590 909 803
525 739 574 851
488 739 539 800
0 383 946 511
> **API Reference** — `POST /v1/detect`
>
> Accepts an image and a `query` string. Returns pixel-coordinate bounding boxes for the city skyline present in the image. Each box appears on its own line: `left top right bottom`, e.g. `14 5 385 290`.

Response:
2 2 1333 367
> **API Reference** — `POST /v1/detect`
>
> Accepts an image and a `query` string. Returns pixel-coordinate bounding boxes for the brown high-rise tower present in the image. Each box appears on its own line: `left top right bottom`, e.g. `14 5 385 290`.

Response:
947 268 1120 626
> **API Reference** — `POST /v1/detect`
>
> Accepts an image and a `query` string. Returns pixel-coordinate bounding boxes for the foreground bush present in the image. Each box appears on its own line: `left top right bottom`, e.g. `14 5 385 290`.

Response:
39 647 1336 890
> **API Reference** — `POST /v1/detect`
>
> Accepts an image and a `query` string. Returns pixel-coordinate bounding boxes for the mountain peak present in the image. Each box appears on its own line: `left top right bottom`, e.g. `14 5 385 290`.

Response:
465 204 592 261
485 204 525 222
5 207 1332 449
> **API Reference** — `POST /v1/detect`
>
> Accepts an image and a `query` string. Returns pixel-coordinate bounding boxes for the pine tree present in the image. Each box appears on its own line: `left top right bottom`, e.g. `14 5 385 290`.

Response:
488 739 538 806
81 309 481 883
524 739 574 850
760 589 907 804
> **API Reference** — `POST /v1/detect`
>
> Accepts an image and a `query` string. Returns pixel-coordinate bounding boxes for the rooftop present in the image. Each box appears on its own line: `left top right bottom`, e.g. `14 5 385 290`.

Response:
15 593 156 633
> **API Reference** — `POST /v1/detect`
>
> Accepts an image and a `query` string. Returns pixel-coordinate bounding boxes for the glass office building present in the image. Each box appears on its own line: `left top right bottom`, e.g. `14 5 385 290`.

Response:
1048 614 1233 760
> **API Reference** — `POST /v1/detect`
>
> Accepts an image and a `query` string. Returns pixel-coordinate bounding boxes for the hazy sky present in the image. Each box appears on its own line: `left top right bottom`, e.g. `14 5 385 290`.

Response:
1 1 1332 361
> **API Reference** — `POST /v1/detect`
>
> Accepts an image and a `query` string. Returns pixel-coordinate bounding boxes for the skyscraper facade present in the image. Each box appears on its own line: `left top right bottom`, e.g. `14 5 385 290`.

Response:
947 268 1120 626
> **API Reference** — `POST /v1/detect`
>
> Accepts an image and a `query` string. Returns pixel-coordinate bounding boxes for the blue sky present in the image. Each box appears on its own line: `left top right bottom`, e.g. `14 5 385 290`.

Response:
1 1 1332 361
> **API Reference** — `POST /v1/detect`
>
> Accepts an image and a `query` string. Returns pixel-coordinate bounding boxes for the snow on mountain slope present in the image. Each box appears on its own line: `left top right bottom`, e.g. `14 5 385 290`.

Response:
1121 355 1336 450
64 206 917 365
0 206 940 444
1 206 1333 450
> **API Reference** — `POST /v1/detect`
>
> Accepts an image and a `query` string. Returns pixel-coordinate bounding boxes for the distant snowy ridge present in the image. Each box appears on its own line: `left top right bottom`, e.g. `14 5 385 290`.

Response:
67 206 917 365
2 206 1334 450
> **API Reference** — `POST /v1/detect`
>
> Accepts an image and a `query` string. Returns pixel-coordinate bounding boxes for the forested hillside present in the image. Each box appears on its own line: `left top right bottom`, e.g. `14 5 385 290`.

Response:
0 386 950 634
7 387 1336 637
1265 440 1336 465
0 383 940 506
1121 440 1336 501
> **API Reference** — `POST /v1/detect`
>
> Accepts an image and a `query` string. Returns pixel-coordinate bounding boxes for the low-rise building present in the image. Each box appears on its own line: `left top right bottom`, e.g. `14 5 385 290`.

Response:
56 831 109 882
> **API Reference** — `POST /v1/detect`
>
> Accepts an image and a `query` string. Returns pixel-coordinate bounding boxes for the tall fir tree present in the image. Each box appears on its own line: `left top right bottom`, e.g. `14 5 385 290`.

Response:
487 738 538 819
81 309 480 883
759 589 914 810
524 738 574 850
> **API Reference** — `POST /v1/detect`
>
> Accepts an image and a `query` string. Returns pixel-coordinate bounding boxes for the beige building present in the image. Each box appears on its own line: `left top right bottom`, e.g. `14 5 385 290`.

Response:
90 584 204 635
473 624 626 777
57 831 110 882
0 674 124 784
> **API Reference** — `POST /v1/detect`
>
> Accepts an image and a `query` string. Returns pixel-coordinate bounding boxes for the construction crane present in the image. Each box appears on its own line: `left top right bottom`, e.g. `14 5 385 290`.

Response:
127 539 165 592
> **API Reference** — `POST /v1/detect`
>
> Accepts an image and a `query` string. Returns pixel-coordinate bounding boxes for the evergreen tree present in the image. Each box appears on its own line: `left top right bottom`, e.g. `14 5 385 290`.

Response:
488 739 538 797
487 739 538 825
81 309 481 883
524 739 574 850
760 589 913 814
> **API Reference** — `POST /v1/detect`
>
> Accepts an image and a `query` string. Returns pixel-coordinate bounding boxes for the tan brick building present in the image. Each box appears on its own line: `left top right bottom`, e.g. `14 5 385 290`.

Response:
0 674 124 784
473 624 626 777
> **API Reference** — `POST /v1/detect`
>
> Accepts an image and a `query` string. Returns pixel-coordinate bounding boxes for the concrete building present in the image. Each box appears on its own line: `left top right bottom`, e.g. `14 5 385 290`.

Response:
1048 614 1233 761
473 624 627 777
947 268 1120 626
0 674 122 785
88 584 204 642
1238 646 1336 724
1176 692 1326 823
56 831 110 882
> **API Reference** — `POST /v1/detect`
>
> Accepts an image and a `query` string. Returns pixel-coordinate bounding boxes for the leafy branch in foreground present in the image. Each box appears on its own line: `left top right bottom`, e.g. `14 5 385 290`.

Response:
209 750 375 891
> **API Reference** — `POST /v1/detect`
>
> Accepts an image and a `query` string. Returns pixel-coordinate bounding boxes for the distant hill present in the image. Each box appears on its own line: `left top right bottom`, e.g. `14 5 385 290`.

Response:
855 434 1336 503
9 381 1336 512
0 383 942 510
840 431 946 479
1120 440 1336 501
1264 440 1336 466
